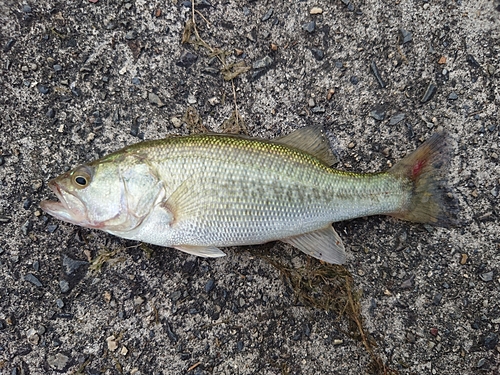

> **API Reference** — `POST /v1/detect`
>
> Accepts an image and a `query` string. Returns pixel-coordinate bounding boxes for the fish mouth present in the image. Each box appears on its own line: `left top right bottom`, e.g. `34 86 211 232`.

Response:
40 180 92 227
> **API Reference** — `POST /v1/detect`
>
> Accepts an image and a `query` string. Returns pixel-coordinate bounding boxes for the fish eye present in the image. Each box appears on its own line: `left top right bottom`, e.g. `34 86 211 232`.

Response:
75 176 87 186
71 166 92 189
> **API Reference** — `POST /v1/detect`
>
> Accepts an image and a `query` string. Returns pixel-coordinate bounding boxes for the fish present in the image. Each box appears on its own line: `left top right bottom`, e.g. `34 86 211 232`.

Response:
40 126 449 264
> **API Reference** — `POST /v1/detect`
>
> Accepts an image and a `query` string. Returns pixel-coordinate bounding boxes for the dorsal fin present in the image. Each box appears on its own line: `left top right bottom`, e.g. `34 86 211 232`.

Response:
275 125 337 166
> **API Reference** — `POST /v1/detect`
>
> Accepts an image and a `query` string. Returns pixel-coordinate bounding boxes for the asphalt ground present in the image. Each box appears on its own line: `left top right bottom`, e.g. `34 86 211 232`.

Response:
0 0 499 374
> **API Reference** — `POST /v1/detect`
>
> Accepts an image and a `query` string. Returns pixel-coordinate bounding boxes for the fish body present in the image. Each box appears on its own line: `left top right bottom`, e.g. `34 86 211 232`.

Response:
41 126 448 264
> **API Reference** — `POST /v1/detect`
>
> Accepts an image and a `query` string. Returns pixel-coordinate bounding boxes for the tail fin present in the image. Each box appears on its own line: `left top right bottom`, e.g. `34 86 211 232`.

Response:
389 132 451 225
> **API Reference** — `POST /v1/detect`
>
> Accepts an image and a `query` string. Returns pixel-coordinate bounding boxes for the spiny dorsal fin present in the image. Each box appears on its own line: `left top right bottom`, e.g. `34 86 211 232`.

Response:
282 225 346 264
275 125 337 166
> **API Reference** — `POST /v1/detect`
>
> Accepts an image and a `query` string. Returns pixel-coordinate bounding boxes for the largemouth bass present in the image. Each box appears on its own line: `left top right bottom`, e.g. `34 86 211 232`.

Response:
41 126 449 264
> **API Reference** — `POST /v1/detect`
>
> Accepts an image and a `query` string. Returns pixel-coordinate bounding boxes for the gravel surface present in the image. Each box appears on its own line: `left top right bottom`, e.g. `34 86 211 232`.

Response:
1 0 499 374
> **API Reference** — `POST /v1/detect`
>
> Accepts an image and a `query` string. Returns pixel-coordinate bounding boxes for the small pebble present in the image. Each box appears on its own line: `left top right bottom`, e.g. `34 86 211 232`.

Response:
208 97 219 106
237 341 244 351
246 29 257 42
24 274 42 287
21 220 33 236
302 21 316 33
23 198 32 209
37 85 49 94
310 7 323 14
202 67 219 75
400 29 413 44
400 275 415 289
59 280 70 293
125 31 136 40
187 94 197 104
460 253 468 265
389 113 405 125
47 353 70 371
134 296 144 305
33 260 40 272
106 336 118 351
433 293 443 305
326 88 335 101
252 55 273 70
308 98 315 108
311 106 325 113
196 0 212 9
477 358 486 368
171 117 182 128
483 333 499 350
466 54 480 69
350 76 359 85
480 271 493 282
370 61 386 88
261 8 273 22
62 255 88 275
53 64 62 72
3 38 16 52
47 224 58 233
406 332 416 344
421 82 437 103
56 298 64 308
148 92 165 107
205 278 215 293
176 52 198 68
448 92 458 100
27 328 39 345
370 108 385 121
310 48 324 61
38 325 46 335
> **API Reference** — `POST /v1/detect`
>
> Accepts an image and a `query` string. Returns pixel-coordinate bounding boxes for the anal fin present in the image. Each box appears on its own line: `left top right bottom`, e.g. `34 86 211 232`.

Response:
282 225 346 264
174 245 227 258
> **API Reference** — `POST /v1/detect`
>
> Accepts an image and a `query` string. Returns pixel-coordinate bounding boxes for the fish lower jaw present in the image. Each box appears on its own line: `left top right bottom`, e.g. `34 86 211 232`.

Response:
40 200 95 228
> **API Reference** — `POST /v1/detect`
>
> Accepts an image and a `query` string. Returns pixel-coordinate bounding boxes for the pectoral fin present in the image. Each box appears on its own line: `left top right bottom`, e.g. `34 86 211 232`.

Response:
163 177 204 225
282 226 346 264
174 245 227 258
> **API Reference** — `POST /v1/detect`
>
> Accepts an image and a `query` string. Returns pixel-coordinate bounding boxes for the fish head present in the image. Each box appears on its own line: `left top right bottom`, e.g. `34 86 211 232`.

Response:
41 161 135 231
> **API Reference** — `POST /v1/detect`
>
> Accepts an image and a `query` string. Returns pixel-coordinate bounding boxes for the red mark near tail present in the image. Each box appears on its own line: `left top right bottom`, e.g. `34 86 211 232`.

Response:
412 159 426 179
